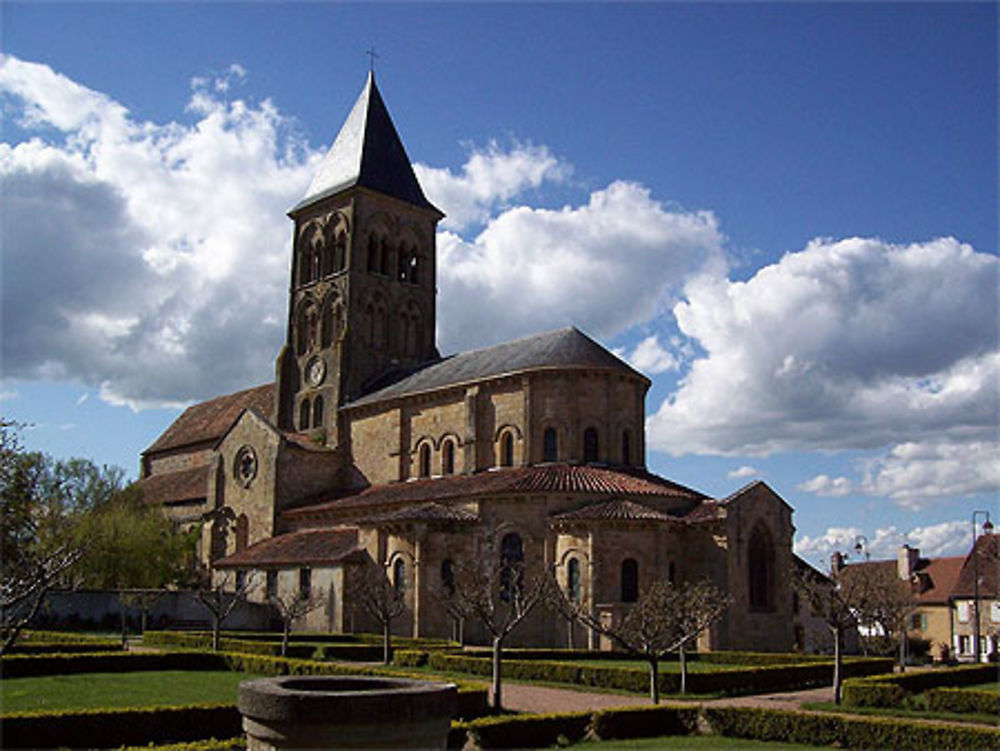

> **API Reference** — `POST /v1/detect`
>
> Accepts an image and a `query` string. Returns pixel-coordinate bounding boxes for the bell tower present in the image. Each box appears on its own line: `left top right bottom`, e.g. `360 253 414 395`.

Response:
275 72 443 442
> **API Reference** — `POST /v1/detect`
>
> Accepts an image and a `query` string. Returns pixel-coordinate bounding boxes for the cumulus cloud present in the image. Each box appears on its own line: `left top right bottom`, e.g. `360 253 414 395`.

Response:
437 181 726 352
727 465 760 479
795 519 973 562
616 335 680 375
415 141 571 231
797 474 853 497
649 237 999 462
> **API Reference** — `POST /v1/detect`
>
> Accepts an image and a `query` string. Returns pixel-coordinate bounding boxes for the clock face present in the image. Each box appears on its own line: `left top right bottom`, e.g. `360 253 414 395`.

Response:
306 356 326 387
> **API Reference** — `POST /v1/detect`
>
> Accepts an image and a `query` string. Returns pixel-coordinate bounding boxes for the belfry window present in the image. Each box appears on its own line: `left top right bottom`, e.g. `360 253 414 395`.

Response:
367 235 378 272
398 248 409 282
583 427 599 463
543 428 558 462
299 399 310 431
620 558 638 603
312 396 324 429
334 233 346 272
442 439 455 475
500 431 514 467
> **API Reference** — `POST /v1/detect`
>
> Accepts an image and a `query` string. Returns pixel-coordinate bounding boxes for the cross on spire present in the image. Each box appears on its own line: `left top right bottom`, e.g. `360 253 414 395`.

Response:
366 47 379 73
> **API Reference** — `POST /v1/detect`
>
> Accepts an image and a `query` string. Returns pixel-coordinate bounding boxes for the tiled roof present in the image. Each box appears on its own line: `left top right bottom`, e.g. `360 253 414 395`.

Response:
293 72 437 214
359 502 480 525
284 463 705 522
144 383 274 454
138 465 210 506
953 533 999 598
839 554 967 605
215 529 361 568
683 500 724 523
347 327 645 408
552 498 678 523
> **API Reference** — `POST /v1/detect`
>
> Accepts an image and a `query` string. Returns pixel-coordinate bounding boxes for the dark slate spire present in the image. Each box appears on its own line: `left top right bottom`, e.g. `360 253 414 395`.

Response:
292 72 437 213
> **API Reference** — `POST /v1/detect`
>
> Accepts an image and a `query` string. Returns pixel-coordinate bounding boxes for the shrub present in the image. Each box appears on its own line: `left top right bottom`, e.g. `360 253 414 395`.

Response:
842 663 999 708
0 704 241 749
926 687 1000 715
0 651 228 678
590 704 698 740
143 631 383 661
460 711 591 749
8 642 124 655
841 679 906 708
123 739 245 751
394 649 429 667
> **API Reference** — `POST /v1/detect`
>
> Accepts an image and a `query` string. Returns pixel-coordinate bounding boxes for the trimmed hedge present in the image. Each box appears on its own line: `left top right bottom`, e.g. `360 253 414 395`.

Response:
1 650 228 678
457 711 592 750
394 649 430 667
590 704 699 740
926 687 1000 716
8 642 125 655
703 705 1000 751
843 664 999 708
123 740 245 751
0 703 241 749
458 647 836 665
426 651 892 697
21 629 117 643
142 631 384 661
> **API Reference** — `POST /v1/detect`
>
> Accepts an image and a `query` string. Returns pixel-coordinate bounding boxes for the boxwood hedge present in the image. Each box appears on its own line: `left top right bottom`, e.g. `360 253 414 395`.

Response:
842 664 999 708
925 687 1000 716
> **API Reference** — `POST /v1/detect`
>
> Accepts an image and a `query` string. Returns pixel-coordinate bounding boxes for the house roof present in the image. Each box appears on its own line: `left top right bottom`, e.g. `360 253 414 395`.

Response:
283 463 706 522
137 464 210 506
347 327 647 408
552 498 678 523
144 383 274 454
292 72 437 214
953 533 999 598
214 528 361 568
838 554 967 605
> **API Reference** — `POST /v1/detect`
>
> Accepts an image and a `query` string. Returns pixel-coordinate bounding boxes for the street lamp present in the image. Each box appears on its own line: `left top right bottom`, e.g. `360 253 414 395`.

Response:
970 510 993 663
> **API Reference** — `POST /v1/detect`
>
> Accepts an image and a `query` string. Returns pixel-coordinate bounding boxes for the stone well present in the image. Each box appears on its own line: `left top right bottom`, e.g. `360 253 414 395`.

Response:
238 675 457 750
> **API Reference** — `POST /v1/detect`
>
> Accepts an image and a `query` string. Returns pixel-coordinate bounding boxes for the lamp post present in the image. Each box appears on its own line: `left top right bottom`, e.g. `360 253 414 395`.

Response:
970 510 993 663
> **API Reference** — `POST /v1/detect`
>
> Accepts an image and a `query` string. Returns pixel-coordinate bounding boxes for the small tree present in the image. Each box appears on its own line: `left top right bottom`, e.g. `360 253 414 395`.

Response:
1 545 81 654
194 571 257 651
270 588 326 657
553 577 730 703
437 538 549 710
348 558 405 664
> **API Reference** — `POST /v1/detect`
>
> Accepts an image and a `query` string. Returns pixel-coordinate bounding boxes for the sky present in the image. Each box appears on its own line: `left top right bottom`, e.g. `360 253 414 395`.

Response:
2 2 997 569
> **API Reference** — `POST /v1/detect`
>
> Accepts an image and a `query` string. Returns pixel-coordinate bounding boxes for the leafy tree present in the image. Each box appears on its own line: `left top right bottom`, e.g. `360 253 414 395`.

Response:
194 571 257 651
553 577 730 702
347 558 405 665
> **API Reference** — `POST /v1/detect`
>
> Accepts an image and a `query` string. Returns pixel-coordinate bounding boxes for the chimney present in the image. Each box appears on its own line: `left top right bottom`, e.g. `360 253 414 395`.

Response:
897 544 919 580
830 551 845 575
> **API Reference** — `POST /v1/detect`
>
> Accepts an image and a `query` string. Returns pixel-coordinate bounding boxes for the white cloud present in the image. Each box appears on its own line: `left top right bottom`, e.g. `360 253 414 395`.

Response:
797 474 853 497
0 389 17 402
415 141 571 231
727 465 759 479
617 335 679 375
437 181 726 352
795 519 973 563
648 237 999 461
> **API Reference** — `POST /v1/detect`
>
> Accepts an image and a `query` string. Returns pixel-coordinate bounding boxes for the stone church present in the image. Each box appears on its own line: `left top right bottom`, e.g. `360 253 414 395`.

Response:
140 73 799 650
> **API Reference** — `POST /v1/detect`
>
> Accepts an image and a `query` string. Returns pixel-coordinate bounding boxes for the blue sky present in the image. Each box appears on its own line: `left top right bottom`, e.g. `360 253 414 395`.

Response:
2 2 997 568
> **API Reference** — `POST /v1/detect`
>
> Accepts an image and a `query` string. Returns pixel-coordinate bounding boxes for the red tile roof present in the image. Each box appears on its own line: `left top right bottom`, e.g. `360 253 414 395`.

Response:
953 533 999 598
283 464 706 522
137 464 210 505
359 502 480 525
838 554 967 605
553 498 677 523
144 383 274 454
215 528 361 568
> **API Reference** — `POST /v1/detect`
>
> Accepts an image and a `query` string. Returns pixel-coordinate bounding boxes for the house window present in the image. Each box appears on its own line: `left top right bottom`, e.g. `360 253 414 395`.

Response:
620 558 639 603
393 558 406 595
442 439 455 475
567 557 581 603
299 568 312 599
958 635 971 655
748 524 774 611
957 601 970 623
909 612 927 631
583 427 599 463
418 443 431 478
500 431 514 467
543 428 558 462
266 570 278 599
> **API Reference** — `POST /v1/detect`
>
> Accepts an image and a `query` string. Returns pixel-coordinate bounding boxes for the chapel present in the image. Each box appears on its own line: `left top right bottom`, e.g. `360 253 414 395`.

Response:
140 72 800 650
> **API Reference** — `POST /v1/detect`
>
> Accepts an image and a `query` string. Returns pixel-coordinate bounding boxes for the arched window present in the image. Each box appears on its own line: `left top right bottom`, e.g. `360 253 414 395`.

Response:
620 558 638 603
398 248 409 282
410 254 420 285
543 428 558 462
296 303 318 356
748 524 774 611
299 399 310 431
380 238 391 275
567 557 581 603
418 443 431 478
500 431 514 467
334 233 346 272
393 558 406 595
442 439 455 475
321 301 335 348
320 237 333 277
312 396 324 429
622 430 631 465
500 532 524 601
367 235 378 272
441 559 455 595
583 427 599 463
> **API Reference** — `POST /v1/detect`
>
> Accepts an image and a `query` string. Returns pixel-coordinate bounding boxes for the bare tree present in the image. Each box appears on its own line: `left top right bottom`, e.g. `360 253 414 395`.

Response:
552 577 730 703
1 546 81 655
347 558 405 665
270 588 326 657
437 540 549 711
851 565 916 672
194 571 257 651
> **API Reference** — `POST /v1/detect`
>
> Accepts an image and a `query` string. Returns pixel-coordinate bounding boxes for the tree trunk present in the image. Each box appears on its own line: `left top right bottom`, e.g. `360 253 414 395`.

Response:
212 615 221 652
648 657 660 704
140 608 148 636
679 643 688 694
491 635 504 710
282 620 291 657
898 628 906 673
383 620 392 665
833 626 843 705
120 595 128 649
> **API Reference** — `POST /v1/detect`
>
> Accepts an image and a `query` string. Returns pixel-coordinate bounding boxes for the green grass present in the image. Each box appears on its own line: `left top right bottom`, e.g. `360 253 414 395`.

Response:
0 670 262 713
802 700 1000 727
966 681 999 692
567 735 821 749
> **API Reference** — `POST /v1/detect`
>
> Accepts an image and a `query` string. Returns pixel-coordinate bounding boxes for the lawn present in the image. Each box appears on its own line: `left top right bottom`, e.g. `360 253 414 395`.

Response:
0 670 261 713
571 735 821 749
966 681 999 692
802 700 1000 727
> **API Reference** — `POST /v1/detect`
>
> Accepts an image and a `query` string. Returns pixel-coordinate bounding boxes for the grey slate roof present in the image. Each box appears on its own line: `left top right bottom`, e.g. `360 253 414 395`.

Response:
292 72 436 213
346 327 647 408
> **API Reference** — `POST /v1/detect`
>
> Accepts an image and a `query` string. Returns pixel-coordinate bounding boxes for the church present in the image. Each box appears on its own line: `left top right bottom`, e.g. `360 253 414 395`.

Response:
140 73 799 650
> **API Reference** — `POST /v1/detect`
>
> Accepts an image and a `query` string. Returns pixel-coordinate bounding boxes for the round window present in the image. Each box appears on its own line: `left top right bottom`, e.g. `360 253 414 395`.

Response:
234 445 258 487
